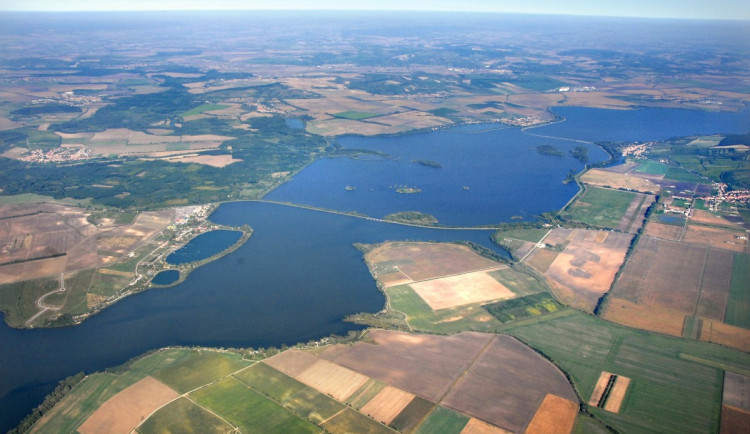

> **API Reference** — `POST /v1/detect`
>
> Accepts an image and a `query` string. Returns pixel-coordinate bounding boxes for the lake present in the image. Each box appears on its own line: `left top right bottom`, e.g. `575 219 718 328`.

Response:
1 106 748 431
151 270 179 286
165 230 243 265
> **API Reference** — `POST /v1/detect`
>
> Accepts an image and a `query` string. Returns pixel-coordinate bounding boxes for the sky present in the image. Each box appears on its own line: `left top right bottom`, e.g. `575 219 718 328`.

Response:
0 0 748 20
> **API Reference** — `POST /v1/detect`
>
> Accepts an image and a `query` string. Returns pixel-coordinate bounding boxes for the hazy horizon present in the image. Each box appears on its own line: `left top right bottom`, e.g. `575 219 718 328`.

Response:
1 0 749 21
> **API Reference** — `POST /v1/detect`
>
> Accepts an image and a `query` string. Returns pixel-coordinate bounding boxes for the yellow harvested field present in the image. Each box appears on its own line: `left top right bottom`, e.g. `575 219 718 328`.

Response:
409 269 512 310
580 169 661 193
700 320 750 353
77 376 178 434
359 386 414 425
525 394 578 434
263 349 319 377
296 359 370 402
602 298 685 337
588 371 613 406
461 418 512 434
164 154 242 167
604 376 631 413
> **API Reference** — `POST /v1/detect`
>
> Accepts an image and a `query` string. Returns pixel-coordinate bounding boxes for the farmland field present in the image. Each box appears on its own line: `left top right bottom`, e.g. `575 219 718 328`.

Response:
536 229 632 311
77 377 179 434
385 284 503 333
604 235 748 349
506 311 750 434
190 377 320 433
561 186 646 230
234 362 345 424
152 350 252 394
725 253 750 329
579 169 661 193
320 330 577 432
414 406 469 434
137 397 233 434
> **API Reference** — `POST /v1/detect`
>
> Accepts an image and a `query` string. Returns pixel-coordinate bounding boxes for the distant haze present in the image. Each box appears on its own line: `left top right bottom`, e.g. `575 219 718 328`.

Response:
1 0 749 21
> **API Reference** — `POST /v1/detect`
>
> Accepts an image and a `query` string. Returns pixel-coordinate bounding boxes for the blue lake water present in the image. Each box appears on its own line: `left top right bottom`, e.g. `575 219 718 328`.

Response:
267 125 608 226
0 106 748 431
151 270 179 285
166 230 242 265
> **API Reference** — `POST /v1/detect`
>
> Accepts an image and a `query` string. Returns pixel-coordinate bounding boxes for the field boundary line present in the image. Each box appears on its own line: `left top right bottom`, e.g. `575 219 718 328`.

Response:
404 265 507 286
678 353 750 376
436 334 495 404
692 248 711 317
519 230 553 263
185 395 241 433
130 359 255 433
318 407 348 425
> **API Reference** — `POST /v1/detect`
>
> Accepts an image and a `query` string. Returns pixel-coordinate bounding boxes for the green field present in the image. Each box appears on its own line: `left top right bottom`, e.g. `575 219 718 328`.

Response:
347 378 387 409
180 104 230 117
191 377 320 433
137 397 233 434
390 397 435 432
634 159 669 175
506 312 750 433
562 186 637 228
664 167 711 184
30 348 197 434
488 267 548 296
386 285 503 334
0 193 90 206
153 351 251 394
331 111 380 120
321 408 394 434
724 253 750 329
233 362 344 424
414 406 469 434
485 292 564 323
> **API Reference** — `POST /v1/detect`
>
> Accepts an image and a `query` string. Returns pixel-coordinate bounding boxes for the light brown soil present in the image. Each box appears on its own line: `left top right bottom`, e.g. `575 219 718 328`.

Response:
643 222 683 241
366 242 502 285
580 170 660 193
543 229 632 311
409 269 512 310
296 359 370 402
77 376 178 434
263 349 319 378
460 418 512 434
588 372 613 406
524 394 578 434
690 210 738 227
684 225 747 253
523 248 559 273
359 386 415 425
603 376 631 413
165 154 242 167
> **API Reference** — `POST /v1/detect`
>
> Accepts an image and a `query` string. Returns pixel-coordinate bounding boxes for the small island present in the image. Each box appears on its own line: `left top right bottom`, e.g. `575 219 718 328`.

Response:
412 159 443 169
536 145 564 157
395 185 422 194
383 211 439 225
